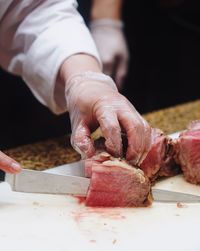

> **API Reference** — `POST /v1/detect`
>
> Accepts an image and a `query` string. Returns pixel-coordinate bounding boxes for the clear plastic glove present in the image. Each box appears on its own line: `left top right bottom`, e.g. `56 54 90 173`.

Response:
0 151 22 173
90 19 129 90
65 71 151 165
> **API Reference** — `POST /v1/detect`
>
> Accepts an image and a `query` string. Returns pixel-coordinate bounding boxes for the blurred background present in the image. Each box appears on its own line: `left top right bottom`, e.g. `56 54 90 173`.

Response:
0 0 200 149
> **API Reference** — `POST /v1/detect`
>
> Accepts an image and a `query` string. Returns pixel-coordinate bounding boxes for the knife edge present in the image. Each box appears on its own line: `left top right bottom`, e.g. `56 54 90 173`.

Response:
5 169 90 196
152 188 200 203
5 169 200 203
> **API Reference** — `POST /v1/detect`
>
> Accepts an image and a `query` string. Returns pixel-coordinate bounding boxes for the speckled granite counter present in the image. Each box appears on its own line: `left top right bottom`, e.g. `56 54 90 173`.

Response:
4 99 200 170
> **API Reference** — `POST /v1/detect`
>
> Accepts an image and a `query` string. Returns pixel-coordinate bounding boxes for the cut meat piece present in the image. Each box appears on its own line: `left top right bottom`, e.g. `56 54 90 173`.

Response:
85 152 111 178
91 127 180 182
140 128 180 181
85 152 151 207
140 129 166 180
175 120 200 184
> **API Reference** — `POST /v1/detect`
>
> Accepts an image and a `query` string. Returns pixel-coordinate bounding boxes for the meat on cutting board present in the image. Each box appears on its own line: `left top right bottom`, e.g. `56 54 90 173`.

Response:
140 128 180 181
175 120 200 184
84 128 180 207
85 152 151 207
84 121 200 207
91 127 180 183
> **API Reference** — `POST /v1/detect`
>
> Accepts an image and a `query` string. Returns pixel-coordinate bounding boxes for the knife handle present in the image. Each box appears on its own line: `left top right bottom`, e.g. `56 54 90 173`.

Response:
0 170 5 182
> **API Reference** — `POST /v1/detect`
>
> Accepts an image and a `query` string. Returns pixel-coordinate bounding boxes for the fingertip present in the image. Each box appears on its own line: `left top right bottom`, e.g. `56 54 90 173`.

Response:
11 162 22 172
97 115 123 158
126 123 152 166
0 151 22 173
104 128 123 158
105 138 123 158
71 123 95 159
82 142 95 159
72 136 95 159
0 164 22 174
126 148 140 166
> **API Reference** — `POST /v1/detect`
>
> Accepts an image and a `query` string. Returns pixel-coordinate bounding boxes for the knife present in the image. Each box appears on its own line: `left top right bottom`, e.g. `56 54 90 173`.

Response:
1 169 200 203
0 169 89 196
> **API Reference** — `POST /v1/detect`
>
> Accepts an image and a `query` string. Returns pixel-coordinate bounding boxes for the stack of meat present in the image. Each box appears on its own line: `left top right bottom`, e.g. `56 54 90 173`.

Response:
83 120 200 207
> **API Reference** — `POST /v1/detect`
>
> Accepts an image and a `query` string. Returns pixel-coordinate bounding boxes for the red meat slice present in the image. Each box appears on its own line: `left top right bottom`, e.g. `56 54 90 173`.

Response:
85 152 151 207
140 128 180 181
85 152 111 178
175 120 200 184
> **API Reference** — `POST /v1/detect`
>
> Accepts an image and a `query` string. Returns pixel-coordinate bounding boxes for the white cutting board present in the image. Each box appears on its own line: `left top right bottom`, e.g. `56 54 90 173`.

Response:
1 132 200 251
0 178 200 251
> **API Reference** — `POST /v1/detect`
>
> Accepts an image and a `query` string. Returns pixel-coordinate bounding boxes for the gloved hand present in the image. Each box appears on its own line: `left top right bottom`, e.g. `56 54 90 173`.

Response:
0 151 21 173
65 71 151 165
90 19 129 90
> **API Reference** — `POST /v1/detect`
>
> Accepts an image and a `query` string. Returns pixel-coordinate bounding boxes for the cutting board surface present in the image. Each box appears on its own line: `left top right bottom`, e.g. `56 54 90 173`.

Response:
1 132 200 251
1 175 200 251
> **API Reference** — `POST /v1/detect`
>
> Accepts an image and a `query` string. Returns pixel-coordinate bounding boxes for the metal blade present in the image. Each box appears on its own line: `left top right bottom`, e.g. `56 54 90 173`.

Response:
5 169 90 196
5 168 200 202
44 160 85 177
152 188 200 203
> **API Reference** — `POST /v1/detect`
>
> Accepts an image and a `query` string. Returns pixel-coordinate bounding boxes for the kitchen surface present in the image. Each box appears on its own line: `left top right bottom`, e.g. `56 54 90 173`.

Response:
1 0 200 250
1 100 200 251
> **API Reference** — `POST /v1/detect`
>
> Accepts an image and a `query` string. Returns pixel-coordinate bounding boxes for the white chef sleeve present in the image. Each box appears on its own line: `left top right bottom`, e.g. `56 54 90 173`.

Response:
0 0 101 114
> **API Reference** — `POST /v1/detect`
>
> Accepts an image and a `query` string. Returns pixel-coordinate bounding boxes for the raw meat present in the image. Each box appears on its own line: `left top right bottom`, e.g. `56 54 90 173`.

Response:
140 128 180 181
85 152 151 207
175 120 200 184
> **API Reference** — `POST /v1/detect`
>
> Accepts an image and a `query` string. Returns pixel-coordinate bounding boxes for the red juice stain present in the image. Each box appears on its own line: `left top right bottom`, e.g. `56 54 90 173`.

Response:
71 206 126 225
71 211 87 224
71 197 127 224
87 207 126 220
73 196 86 204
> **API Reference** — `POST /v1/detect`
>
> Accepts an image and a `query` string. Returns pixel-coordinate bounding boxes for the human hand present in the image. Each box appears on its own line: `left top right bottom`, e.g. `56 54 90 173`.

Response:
65 71 151 165
0 151 21 173
90 19 129 90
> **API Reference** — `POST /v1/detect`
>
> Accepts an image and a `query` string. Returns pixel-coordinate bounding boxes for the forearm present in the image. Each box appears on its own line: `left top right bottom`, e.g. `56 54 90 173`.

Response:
0 0 101 114
89 0 128 89
59 54 101 84
91 0 123 20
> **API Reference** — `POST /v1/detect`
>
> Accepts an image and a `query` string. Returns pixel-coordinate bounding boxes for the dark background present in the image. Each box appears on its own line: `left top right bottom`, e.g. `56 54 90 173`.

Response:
0 0 200 149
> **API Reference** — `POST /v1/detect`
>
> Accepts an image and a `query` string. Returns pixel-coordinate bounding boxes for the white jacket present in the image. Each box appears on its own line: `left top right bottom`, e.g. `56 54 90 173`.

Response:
0 0 100 114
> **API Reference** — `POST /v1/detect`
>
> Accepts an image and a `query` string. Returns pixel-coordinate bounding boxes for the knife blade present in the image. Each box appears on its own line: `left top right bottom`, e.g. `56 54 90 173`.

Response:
4 169 200 202
5 169 90 196
151 188 200 203
44 160 85 177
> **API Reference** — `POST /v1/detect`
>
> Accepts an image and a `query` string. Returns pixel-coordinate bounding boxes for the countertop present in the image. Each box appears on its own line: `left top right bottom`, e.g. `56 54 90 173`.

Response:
4 99 200 170
1 99 200 251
